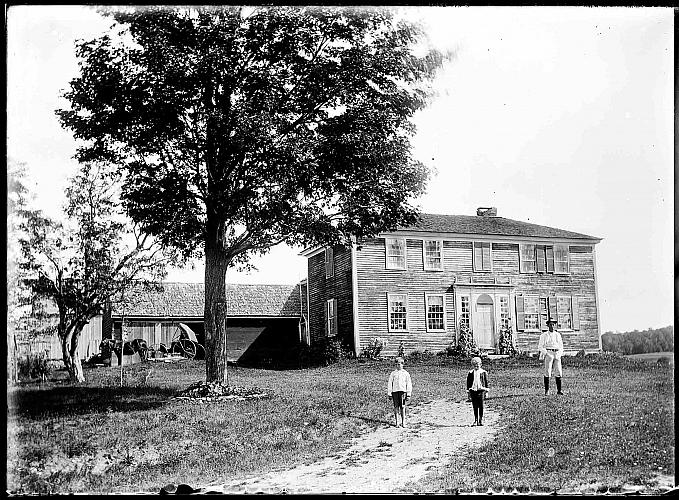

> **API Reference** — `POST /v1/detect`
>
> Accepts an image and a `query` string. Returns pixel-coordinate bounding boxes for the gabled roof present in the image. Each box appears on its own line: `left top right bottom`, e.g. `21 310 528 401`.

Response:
394 213 601 241
112 282 303 318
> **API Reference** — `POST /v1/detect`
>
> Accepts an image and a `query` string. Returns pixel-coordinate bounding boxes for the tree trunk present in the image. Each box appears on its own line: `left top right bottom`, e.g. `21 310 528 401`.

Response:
61 327 85 383
204 243 230 384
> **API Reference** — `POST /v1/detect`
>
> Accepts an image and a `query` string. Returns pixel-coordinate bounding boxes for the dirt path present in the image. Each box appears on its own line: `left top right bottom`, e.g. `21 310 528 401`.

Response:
198 399 499 494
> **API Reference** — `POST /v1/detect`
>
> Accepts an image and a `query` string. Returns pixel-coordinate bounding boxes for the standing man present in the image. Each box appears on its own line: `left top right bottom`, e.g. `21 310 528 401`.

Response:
538 318 564 395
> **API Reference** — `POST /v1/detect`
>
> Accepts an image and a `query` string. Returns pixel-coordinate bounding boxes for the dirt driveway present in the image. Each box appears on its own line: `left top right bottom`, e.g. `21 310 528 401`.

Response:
199 398 499 494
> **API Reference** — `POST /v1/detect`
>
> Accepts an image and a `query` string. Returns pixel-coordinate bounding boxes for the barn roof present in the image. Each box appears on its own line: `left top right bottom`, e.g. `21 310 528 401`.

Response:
395 213 601 241
111 282 303 319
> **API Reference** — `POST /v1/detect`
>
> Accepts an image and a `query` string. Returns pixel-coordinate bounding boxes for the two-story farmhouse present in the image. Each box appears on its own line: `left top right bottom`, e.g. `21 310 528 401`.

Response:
301 208 602 357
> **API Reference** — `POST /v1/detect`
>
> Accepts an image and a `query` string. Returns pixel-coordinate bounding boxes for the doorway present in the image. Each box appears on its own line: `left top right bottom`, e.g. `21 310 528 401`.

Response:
474 294 495 349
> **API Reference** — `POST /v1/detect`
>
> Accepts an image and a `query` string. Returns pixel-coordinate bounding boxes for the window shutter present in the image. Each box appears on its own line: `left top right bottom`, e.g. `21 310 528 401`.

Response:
536 246 546 273
515 295 525 331
324 301 329 336
548 296 558 322
474 242 482 270
483 242 491 270
546 246 554 273
571 296 580 330
539 297 546 330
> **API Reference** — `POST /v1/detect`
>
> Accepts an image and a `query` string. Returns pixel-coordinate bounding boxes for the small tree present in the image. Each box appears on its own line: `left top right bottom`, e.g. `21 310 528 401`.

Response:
498 324 517 356
455 323 478 358
18 163 174 382
7 159 33 384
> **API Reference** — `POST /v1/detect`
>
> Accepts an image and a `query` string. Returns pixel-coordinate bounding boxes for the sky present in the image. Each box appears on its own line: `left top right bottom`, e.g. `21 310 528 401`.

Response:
6 6 674 334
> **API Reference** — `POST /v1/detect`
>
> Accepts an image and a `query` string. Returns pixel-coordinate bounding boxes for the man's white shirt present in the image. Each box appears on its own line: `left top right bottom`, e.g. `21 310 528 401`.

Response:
538 330 564 359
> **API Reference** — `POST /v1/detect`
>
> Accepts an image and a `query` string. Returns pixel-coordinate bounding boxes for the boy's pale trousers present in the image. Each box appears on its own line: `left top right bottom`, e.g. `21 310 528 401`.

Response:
543 351 563 377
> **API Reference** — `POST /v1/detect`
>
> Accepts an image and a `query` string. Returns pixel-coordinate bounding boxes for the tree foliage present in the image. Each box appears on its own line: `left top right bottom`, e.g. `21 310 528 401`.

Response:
602 326 673 355
18 163 173 382
57 6 450 383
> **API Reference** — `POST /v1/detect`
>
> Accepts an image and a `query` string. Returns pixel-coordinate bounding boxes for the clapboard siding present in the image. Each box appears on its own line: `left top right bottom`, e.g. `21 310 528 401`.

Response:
307 245 354 344
353 238 599 355
355 238 456 356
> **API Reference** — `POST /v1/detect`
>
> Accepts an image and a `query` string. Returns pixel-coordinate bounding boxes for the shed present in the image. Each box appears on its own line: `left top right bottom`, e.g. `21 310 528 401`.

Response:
105 282 308 365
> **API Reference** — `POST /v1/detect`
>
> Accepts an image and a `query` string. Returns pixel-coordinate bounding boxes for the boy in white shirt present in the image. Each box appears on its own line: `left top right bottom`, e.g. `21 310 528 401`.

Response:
466 356 489 426
387 357 412 428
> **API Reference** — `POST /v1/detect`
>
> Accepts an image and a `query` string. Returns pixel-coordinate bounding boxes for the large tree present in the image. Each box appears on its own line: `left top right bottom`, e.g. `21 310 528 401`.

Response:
57 6 449 384
19 163 172 382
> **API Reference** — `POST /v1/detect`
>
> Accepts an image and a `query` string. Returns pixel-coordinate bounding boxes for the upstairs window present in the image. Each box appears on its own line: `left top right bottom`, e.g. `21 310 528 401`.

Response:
535 245 555 273
324 247 334 278
425 293 446 331
473 241 492 271
519 244 536 273
423 240 443 271
520 244 568 274
388 293 408 331
385 238 407 270
554 244 570 274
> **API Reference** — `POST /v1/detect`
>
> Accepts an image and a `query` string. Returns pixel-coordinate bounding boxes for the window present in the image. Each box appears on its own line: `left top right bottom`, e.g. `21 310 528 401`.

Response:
460 295 471 330
473 241 492 271
554 244 570 274
499 296 510 329
519 244 536 273
388 293 408 331
536 245 556 273
523 296 539 330
516 295 580 331
385 238 406 270
325 298 337 336
426 294 446 331
423 240 443 271
557 296 573 330
521 244 566 274
324 247 334 278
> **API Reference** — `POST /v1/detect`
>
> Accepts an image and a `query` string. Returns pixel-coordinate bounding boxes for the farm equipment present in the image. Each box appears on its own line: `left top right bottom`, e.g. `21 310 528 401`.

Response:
147 323 205 360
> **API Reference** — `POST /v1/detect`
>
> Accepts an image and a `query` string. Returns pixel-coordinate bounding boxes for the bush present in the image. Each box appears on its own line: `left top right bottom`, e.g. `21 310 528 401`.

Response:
449 324 479 359
406 350 438 363
397 341 405 358
498 325 517 356
575 349 587 357
360 337 388 360
656 356 671 366
296 336 353 368
17 353 53 381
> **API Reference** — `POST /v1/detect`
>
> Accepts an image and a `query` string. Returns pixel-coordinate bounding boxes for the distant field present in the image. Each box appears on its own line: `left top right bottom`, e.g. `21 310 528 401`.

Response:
624 352 674 364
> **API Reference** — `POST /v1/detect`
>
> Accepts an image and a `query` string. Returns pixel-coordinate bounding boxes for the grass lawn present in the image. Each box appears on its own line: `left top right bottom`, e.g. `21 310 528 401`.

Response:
6 354 675 494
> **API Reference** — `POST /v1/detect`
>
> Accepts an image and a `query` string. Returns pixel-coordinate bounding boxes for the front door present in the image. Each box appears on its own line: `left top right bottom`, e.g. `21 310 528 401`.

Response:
474 302 495 349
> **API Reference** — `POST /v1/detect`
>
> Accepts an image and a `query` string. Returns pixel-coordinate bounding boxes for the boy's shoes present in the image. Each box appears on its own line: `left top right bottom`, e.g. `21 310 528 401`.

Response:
544 391 549 395
472 420 478 426
478 421 483 426
557 391 564 395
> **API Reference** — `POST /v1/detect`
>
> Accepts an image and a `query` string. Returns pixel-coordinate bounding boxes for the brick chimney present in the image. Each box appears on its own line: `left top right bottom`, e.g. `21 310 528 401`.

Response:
476 207 497 217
